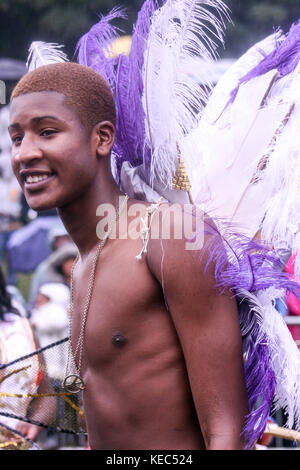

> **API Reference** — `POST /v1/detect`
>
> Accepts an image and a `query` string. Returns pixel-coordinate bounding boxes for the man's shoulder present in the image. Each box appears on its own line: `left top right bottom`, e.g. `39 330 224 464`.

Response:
148 201 217 251
146 202 216 285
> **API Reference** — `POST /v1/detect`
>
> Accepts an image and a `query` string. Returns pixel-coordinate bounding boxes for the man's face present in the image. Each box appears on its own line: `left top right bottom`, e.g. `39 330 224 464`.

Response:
9 91 96 212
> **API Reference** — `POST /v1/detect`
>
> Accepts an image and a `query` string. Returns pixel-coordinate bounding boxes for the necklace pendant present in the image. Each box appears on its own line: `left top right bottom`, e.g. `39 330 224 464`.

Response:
63 374 85 394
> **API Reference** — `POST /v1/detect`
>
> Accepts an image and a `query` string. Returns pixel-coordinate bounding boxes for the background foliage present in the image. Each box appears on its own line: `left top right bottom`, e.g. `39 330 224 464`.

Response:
225 0 300 57
0 0 300 62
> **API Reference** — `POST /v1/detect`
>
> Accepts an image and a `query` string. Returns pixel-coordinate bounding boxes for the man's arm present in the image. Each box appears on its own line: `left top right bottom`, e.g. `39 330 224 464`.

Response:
147 212 249 450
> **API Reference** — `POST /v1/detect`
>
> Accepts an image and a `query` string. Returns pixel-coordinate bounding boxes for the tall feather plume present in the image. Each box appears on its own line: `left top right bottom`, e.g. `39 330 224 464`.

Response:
197 32 283 124
192 24 300 273
186 29 300 253
113 53 131 181
142 0 229 188
256 57 300 274
114 0 163 182
183 31 283 200
75 7 127 92
27 41 68 72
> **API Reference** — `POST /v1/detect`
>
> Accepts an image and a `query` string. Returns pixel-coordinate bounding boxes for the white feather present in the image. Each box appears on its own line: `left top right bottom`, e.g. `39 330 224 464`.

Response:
199 32 283 123
185 32 284 216
183 28 300 269
27 41 68 72
142 0 229 189
255 61 300 273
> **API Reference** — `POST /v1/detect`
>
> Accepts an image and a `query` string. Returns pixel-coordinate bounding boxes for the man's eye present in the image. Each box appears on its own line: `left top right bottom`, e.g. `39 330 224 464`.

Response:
11 135 22 145
40 129 58 137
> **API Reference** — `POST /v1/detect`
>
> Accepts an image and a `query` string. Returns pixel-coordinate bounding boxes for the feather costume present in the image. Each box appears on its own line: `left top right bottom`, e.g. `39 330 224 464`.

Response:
76 1 300 447
12 0 300 449
121 1 300 447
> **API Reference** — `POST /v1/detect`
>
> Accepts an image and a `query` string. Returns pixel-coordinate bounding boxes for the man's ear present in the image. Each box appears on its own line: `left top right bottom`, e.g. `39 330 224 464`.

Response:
91 121 115 158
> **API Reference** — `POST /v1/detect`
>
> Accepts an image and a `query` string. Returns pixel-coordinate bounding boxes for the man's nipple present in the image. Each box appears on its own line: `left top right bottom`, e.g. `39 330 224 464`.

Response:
112 333 127 347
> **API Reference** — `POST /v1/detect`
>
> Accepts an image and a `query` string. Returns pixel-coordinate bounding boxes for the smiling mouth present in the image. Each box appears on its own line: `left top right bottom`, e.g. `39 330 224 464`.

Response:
23 172 56 189
25 174 51 183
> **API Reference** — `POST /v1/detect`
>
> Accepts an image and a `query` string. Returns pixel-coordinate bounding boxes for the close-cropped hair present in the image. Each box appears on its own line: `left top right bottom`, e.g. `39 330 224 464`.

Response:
11 62 116 134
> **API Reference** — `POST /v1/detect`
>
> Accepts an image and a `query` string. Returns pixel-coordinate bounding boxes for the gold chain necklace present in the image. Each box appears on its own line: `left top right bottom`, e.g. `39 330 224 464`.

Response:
63 195 129 394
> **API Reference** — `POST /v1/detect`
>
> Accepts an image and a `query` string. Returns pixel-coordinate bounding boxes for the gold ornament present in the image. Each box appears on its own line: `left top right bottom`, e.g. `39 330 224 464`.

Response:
172 157 192 192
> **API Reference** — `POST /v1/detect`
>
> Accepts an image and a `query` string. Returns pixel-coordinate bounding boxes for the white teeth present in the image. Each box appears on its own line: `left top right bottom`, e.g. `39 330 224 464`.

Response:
26 174 50 184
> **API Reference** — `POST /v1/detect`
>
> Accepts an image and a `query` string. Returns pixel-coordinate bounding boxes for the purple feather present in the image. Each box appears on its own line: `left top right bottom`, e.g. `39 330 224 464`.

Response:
75 7 127 92
239 304 277 448
114 53 133 181
127 0 162 179
74 1 165 182
220 20 300 117
203 223 300 296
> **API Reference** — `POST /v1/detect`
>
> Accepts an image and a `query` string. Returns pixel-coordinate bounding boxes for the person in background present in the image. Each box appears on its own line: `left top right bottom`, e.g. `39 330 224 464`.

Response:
28 233 77 307
284 253 300 350
27 282 70 449
0 265 41 446
0 105 22 286
30 282 70 381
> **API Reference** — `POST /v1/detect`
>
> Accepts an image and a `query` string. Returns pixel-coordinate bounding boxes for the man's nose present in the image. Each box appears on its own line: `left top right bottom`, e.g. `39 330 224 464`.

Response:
13 135 43 165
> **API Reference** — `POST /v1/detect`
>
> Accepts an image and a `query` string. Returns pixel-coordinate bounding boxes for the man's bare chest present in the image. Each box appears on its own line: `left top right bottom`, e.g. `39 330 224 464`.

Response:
70 244 170 369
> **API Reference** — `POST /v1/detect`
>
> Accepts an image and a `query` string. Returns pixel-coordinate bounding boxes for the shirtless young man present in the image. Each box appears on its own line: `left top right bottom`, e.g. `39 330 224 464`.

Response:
8 62 249 450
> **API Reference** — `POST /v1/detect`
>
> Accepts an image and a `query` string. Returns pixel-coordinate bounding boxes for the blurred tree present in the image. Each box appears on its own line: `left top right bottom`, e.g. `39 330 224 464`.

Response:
0 0 299 62
0 0 144 61
222 0 300 58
